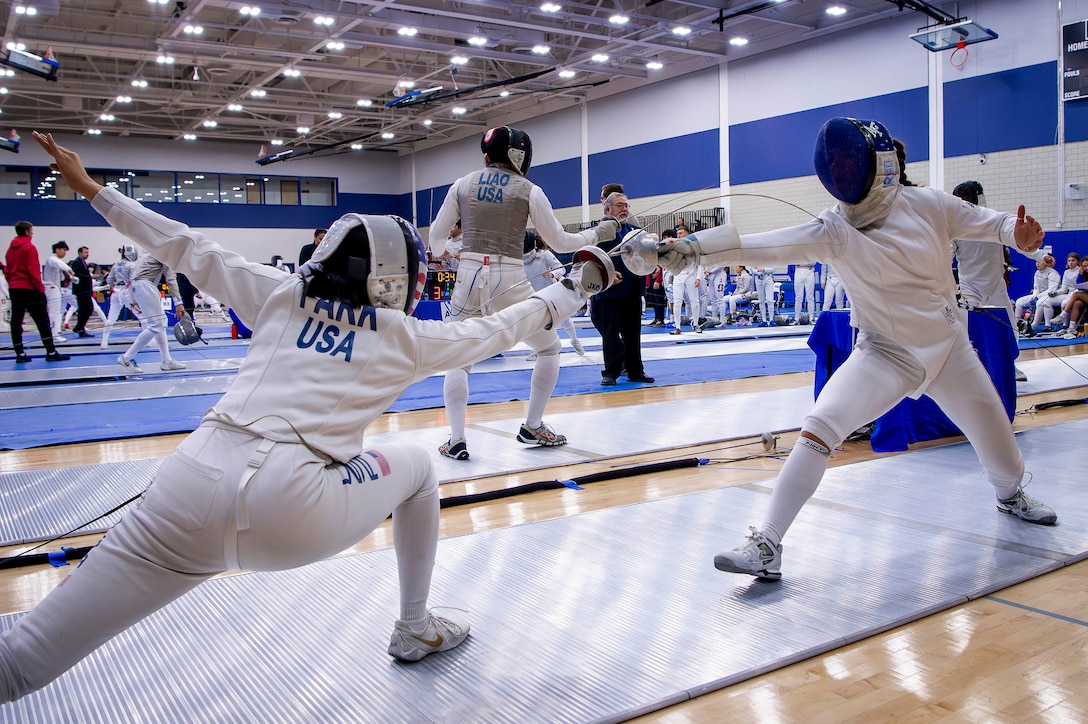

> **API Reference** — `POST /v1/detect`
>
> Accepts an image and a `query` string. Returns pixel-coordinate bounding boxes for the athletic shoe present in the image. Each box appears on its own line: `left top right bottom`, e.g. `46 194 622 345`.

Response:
117 354 144 373
14 353 31 363
99 341 109 349
52 334 67 342
997 489 1057 525
76 330 93 338
525 352 539 362
439 438 469 460
713 526 782 580
516 422 567 446
1062 332 1077 340
45 352 70 362
161 359 187 371
571 338 585 356
387 613 470 662
1014 366 1028 382
601 376 617 386
669 329 681 335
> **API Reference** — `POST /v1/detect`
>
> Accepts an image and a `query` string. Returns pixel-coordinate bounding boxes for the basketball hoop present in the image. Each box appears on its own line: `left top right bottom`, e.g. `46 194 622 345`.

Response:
950 40 968 68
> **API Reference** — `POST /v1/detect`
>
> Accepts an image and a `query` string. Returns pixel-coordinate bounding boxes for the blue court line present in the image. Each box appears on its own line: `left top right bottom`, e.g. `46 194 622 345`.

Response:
984 595 1088 627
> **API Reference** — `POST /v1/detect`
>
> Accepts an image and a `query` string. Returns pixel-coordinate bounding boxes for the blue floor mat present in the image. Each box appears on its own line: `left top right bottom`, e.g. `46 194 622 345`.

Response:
0 349 815 450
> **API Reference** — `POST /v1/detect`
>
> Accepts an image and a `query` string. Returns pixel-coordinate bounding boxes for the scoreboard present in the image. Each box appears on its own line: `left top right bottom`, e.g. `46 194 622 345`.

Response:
1064 20 1088 101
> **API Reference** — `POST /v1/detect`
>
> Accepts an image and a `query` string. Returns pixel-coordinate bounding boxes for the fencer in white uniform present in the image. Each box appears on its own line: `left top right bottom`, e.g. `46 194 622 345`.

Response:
116 251 187 372
725 265 756 319
820 262 847 311
42 241 73 340
428 126 619 460
670 227 703 334
704 265 729 326
1013 257 1060 328
791 262 817 323
99 244 138 347
1041 253 1082 330
653 117 1056 580
752 266 776 324
0 132 612 704
523 233 585 356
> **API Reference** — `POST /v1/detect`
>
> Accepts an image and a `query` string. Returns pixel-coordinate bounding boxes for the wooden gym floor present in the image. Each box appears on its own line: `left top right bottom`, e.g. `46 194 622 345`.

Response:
1 344 1087 722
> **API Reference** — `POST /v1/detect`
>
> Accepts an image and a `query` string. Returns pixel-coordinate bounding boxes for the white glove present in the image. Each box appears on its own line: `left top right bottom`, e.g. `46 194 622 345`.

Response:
657 236 701 273
531 246 615 325
593 219 620 244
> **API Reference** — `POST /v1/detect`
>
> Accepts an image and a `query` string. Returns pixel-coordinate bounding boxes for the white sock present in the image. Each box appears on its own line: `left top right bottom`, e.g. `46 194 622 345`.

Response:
443 368 469 441
525 354 559 429
762 437 831 545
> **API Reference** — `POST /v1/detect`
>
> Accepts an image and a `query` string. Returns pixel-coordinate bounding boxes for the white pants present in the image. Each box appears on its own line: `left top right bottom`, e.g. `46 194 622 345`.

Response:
44 284 63 336
822 279 847 311
755 276 775 321
444 255 561 437
671 269 701 329
793 267 816 321
761 331 1025 541
0 428 441 702
123 279 174 363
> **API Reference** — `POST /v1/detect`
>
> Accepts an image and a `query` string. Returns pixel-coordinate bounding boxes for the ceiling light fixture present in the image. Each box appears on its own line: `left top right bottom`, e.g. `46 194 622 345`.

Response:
356 99 373 107
350 143 363 150
87 128 102 135
826 6 846 16
240 6 261 16
15 6 37 16
558 69 576 78
182 133 197 140
451 55 469 65
729 37 748 46
609 14 629 25
283 68 301 77
326 40 345 51
270 139 284 146
314 16 334 26
381 132 395 140
157 55 174 64
100 113 114 121
227 103 243 111
451 107 467 115
499 90 510 97
297 126 310 134
132 79 148 88
468 36 488 47
531 44 550 55
540 2 561 13
422 119 433 126
673 26 692 37
591 53 609 62
250 89 266 97
328 111 342 119
183 25 203 34
116 95 132 102
202 119 217 127
397 27 417 37
646 61 663 70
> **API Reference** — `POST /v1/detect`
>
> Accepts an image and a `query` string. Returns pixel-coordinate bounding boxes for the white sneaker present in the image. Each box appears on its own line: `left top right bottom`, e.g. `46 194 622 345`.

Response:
1014 366 1028 382
525 351 539 362
52 334 67 342
117 355 143 373
713 527 782 579
1062 331 1077 340
388 613 470 662
160 359 187 371
996 488 1057 525
99 341 109 349
571 338 585 356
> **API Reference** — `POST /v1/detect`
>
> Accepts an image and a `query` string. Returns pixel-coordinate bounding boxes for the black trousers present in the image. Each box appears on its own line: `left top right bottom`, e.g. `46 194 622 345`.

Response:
9 288 57 354
73 293 94 333
590 292 646 379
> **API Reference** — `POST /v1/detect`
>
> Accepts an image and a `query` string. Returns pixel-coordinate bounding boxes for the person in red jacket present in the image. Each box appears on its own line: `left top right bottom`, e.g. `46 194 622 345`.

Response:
4 220 69 363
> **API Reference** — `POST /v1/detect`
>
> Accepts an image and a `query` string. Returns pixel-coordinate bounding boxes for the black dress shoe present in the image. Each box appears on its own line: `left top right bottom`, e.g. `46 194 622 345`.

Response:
45 351 71 362
77 330 93 338
14 353 32 363
601 376 617 386
627 373 655 383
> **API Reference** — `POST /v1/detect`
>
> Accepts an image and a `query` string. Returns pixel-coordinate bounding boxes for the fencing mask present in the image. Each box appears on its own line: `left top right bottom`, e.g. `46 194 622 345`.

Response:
173 311 205 345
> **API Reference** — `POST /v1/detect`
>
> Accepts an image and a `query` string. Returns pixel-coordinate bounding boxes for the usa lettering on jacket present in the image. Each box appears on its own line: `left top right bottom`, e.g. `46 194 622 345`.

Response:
295 297 378 362
475 170 510 203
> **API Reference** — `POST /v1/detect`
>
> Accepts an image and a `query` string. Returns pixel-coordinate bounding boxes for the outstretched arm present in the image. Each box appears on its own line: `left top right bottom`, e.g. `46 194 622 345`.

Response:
32 132 104 200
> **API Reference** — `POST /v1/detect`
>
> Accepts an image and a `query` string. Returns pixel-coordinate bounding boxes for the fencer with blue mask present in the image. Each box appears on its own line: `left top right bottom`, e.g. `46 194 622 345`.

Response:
646 117 1055 580
0 131 614 703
